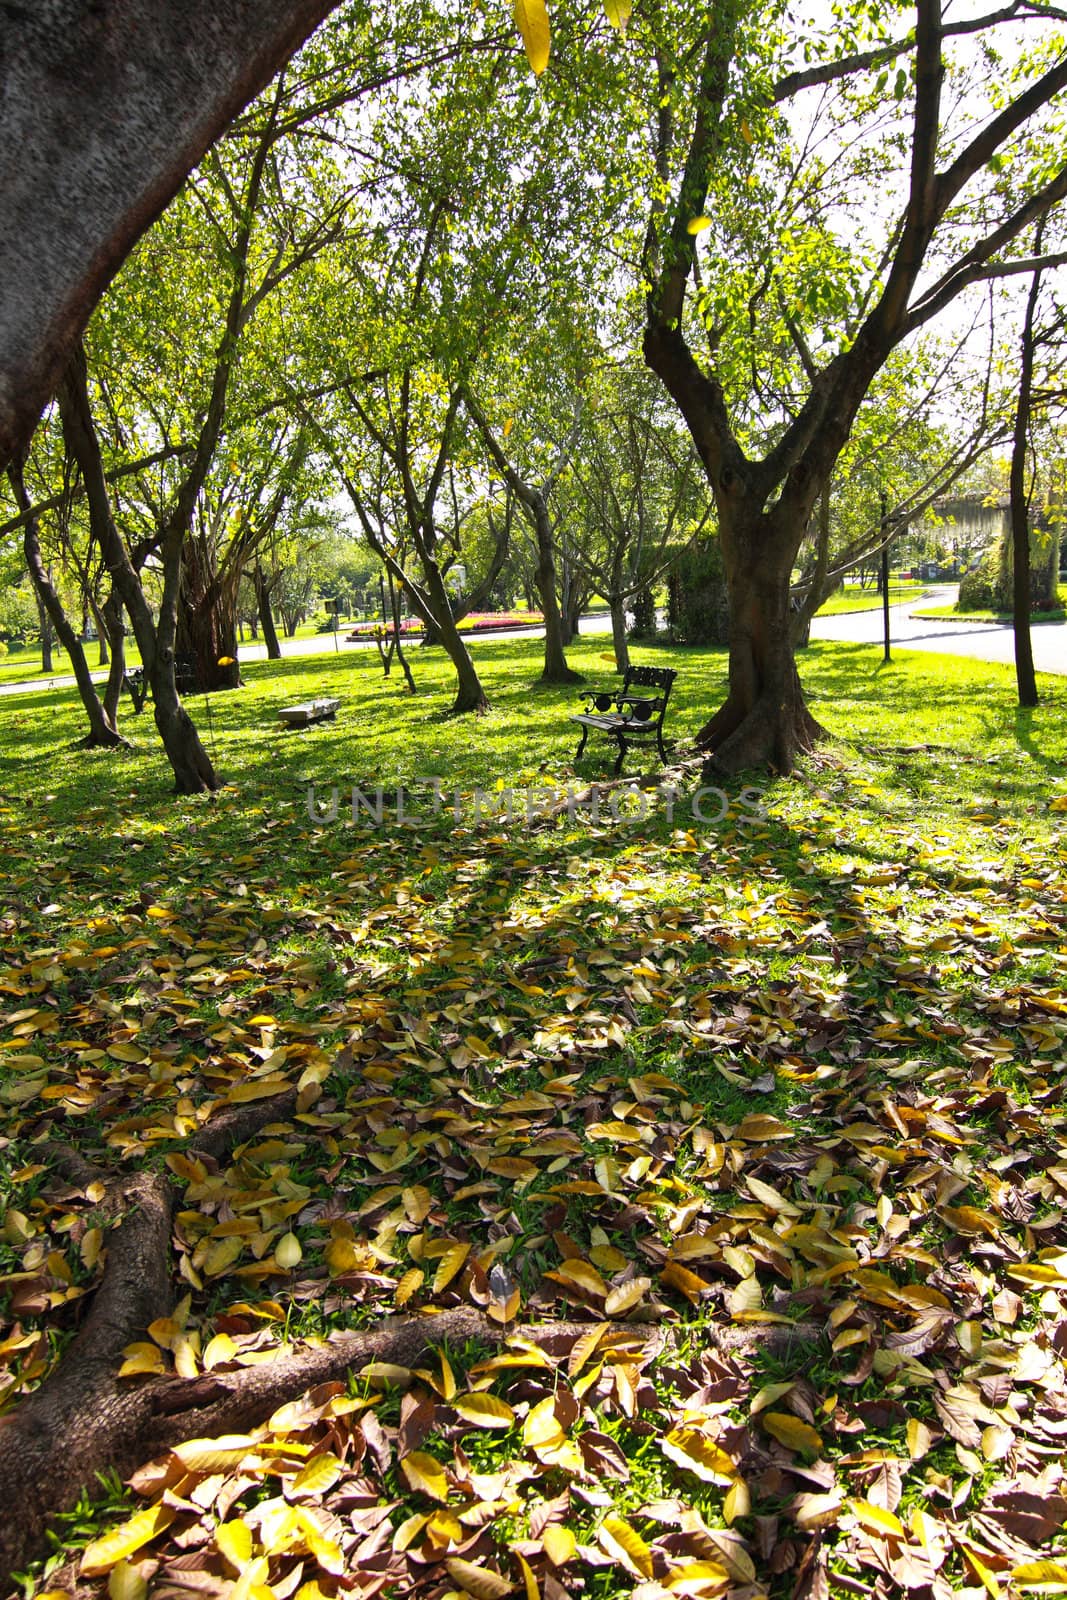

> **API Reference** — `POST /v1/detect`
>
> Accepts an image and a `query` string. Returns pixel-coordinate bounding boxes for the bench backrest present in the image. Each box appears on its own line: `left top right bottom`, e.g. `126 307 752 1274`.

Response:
622 664 676 723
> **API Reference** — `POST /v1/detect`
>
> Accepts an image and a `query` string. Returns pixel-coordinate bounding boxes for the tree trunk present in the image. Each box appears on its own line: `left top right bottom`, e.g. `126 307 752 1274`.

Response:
644 324 827 777
1011 240 1044 709
176 536 240 691
609 594 630 673
388 571 417 694
36 588 54 671
255 565 282 659
57 343 220 791
100 589 126 727
0 0 341 473
9 455 124 746
533 501 580 684
695 532 826 777
419 559 487 712
153 527 222 792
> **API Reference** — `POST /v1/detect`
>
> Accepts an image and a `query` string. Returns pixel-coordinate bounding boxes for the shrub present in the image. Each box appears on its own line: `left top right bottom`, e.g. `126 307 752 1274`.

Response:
956 567 997 612
629 588 657 639
667 537 729 645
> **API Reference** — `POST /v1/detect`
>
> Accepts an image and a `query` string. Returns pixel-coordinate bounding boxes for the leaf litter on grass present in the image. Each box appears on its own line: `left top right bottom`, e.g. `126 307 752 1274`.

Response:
1 752 1067 1600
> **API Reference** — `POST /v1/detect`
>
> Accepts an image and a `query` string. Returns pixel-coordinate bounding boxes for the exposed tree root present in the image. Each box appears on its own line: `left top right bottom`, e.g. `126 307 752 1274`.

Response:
698 690 827 778
0 1088 821 1585
73 731 131 750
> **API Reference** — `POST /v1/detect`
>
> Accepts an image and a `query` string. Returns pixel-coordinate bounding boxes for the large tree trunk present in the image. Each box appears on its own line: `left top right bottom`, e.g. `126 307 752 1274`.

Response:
58 344 220 792
695 531 826 777
0 0 341 472
254 565 282 659
644 324 828 777
152 528 222 792
9 455 124 746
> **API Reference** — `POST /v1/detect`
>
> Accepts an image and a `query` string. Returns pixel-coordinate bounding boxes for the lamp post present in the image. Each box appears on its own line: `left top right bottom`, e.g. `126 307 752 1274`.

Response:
881 489 891 664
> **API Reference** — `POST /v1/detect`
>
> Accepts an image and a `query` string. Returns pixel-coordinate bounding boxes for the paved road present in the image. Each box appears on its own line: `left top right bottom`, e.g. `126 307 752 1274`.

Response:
0 614 614 699
810 585 1067 675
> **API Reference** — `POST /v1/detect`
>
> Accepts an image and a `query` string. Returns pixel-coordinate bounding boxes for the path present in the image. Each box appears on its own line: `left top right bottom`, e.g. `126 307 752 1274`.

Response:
810 585 1067 674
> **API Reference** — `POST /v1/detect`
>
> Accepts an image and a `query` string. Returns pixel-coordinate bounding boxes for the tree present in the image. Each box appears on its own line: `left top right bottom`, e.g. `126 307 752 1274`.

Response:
464 390 583 685
641 0 1067 773
560 360 711 671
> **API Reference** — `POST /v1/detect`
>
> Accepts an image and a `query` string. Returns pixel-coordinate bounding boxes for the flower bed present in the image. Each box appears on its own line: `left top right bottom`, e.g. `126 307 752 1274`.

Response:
346 611 543 639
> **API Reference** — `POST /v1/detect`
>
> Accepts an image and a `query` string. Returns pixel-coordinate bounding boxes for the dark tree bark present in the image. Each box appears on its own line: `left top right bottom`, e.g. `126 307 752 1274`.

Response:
387 570 417 694
8 455 125 746
175 536 241 691
0 0 341 472
609 594 631 673
421 560 488 712
58 343 221 792
1010 235 1045 709
255 563 283 659
100 589 127 727
35 589 54 673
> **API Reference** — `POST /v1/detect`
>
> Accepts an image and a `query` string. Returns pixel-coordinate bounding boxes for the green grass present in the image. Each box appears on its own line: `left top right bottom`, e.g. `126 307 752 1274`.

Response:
916 598 1066 623
3 633 1067 1596
814 581 932 616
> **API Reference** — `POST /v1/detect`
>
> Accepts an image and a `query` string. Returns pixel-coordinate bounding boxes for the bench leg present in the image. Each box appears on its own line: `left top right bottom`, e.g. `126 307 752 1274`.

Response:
613 738 626 777
575 726 588 762
657 731 668 763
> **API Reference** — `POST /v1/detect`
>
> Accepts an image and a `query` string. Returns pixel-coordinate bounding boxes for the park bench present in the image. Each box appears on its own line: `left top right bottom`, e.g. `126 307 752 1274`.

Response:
122 656 196 714
572 664 677 775
277 697 341 729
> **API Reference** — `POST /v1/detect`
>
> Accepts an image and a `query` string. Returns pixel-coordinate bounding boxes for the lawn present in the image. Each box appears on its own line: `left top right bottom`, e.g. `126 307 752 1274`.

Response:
2 634 1067 1598
915 587 1067 624
814 581 932 616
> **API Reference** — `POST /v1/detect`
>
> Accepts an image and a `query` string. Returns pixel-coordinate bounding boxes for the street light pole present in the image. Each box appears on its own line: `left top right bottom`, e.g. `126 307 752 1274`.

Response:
881 489 891 663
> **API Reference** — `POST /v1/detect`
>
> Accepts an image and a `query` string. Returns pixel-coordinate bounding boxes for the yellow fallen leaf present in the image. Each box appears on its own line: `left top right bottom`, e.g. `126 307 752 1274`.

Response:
453 1392 516 1429
173 1435 262 1472
850 1499 905 1540
434 1242 470 1293
81 1506 176 1575
107 1561 148 1600
545 1258 607 1297
543 1524 577 1565
604 1277 650 1316
401 1450 450 1502
660 1426 737 1484
1011 1560 1067 1592
395 1267 424 1306
203 1332 238 1370
274 1232 302 1270
523 1395 565 1450
290 1453 344 1496
762 1413 822 1455
215 1519 254 1570
598 1513 654 1579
